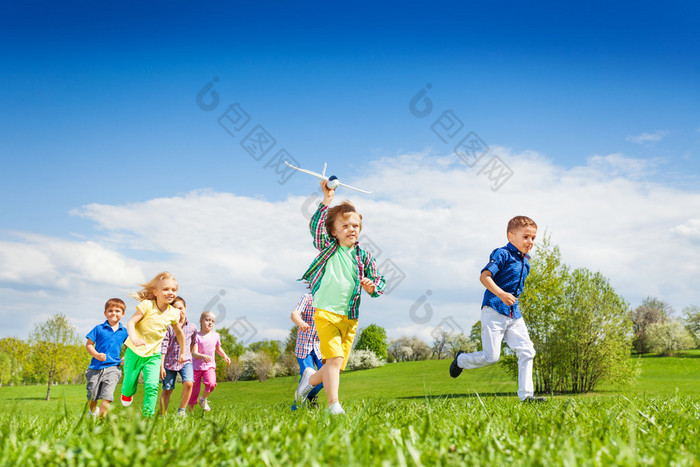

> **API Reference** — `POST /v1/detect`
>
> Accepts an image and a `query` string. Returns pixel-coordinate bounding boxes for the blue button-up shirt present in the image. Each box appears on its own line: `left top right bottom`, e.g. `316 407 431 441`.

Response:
481 242 531 319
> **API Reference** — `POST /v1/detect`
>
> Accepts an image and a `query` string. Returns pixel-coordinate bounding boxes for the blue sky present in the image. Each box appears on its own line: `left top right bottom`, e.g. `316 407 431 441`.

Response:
1 1 699 341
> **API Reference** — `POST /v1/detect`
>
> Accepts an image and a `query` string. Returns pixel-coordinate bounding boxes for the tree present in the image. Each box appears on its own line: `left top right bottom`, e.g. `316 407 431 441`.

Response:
248 340 282 362
354 324 388 360
284 325 299 355
446 333 476 357
28 314 82 400
0 337 30 386
682 305 700 347
629 297 672 353
387 336 431 362
431 330 449 360
510 236 636 394
646 320 695 356
469 322 482 351
215 327 245 382
253 352 274 382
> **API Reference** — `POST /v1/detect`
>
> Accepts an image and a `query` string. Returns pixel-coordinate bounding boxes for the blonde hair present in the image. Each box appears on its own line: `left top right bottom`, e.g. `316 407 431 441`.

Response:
130 271 177 301
200 311 216 325
325 200 362 238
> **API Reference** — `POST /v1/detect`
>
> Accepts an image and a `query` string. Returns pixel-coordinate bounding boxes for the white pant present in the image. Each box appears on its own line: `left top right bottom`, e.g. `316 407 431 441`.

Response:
457 306 536 400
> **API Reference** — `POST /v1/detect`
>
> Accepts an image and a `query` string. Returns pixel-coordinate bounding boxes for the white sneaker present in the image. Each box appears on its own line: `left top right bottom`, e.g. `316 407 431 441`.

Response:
120 394 133 407
177 409 187 417
295 368 316 403
199 397 211 412
91 407 100 418
327 402 345 415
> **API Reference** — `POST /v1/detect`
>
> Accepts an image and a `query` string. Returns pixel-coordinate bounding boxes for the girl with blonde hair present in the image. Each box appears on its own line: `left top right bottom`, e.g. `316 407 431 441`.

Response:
121 272 187 417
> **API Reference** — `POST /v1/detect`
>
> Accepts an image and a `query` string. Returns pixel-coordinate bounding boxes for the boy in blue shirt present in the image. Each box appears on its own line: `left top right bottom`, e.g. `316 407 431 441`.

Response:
85 298 129 417
450 216 545 402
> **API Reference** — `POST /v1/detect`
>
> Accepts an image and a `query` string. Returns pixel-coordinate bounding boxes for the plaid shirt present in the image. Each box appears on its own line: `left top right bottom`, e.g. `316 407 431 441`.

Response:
161 320 197 371
481 242 531 319
300 203 385 320
294 293 322 359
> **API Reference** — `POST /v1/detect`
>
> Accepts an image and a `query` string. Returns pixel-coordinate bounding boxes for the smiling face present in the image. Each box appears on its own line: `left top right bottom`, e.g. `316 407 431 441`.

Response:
153 278 178 310
507 226 537 255
172 299 187 325
104 305 124 326
331 212 362 247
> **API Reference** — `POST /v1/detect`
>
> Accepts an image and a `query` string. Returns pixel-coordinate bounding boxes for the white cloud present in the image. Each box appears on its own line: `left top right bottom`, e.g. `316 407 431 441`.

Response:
626 130 668 144
2 149 700 344
672 218 700 240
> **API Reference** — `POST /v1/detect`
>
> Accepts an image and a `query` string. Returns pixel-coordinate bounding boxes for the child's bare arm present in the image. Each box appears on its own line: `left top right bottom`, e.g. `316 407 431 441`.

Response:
320 179 335 206
173 323 187 364
216 344 231 365
291 309 310 330
480 270 516 306
85 339 106 361
360 277 376 295
192 343 210 363
127 310 146 346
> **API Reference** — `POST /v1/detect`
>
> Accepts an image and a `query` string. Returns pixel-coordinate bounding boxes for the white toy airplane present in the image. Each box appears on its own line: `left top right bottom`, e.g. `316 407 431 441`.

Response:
284 161 372 194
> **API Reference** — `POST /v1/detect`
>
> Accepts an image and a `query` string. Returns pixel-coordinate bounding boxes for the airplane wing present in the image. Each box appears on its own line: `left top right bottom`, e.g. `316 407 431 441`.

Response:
284 161 327 180
338 181 372 194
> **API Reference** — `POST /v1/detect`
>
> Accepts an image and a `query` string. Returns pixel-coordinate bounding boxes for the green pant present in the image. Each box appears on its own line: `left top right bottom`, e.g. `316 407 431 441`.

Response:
121 347 162 417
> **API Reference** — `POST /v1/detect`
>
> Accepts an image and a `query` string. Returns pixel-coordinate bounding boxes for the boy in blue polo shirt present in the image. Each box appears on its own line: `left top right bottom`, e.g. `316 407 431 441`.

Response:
450 216 545 403
85 298 129 418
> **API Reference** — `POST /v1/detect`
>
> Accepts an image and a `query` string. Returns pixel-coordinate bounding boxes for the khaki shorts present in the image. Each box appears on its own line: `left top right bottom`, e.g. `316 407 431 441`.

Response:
314 308 358 372
85 366 122 402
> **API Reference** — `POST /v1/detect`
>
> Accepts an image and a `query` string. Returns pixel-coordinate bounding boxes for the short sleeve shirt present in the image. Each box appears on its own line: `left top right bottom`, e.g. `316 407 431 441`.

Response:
312 245 359 316
193 331 221 371
125 300 180 357
481 242 531 319
86 321 128 370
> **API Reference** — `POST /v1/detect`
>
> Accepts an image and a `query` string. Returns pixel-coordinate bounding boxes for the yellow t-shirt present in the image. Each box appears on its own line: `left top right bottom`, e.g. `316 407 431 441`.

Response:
125 300 180 357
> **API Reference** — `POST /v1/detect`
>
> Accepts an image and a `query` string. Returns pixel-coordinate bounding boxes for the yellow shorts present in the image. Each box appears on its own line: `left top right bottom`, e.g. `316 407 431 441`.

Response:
314 308 358 372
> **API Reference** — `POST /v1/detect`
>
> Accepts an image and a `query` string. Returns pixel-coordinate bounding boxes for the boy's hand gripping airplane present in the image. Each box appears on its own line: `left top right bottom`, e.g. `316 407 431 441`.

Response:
284 161 372 194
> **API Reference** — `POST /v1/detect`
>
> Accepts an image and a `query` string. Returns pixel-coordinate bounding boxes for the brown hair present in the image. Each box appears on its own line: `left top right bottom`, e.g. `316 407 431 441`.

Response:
324 201 363 238
172 296 186 307
507 216 537 234
104 298 126 313
129 271 177 301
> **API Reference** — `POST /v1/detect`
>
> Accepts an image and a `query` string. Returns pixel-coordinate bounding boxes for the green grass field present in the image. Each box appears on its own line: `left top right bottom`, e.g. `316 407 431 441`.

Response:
1 352 698 466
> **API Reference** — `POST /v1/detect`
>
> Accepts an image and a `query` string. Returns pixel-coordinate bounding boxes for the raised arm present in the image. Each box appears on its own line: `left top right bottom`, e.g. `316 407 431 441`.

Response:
310 181 335 251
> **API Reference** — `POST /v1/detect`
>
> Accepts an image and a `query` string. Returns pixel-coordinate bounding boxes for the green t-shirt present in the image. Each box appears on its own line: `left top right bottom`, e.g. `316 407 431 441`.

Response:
312 245 359 316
